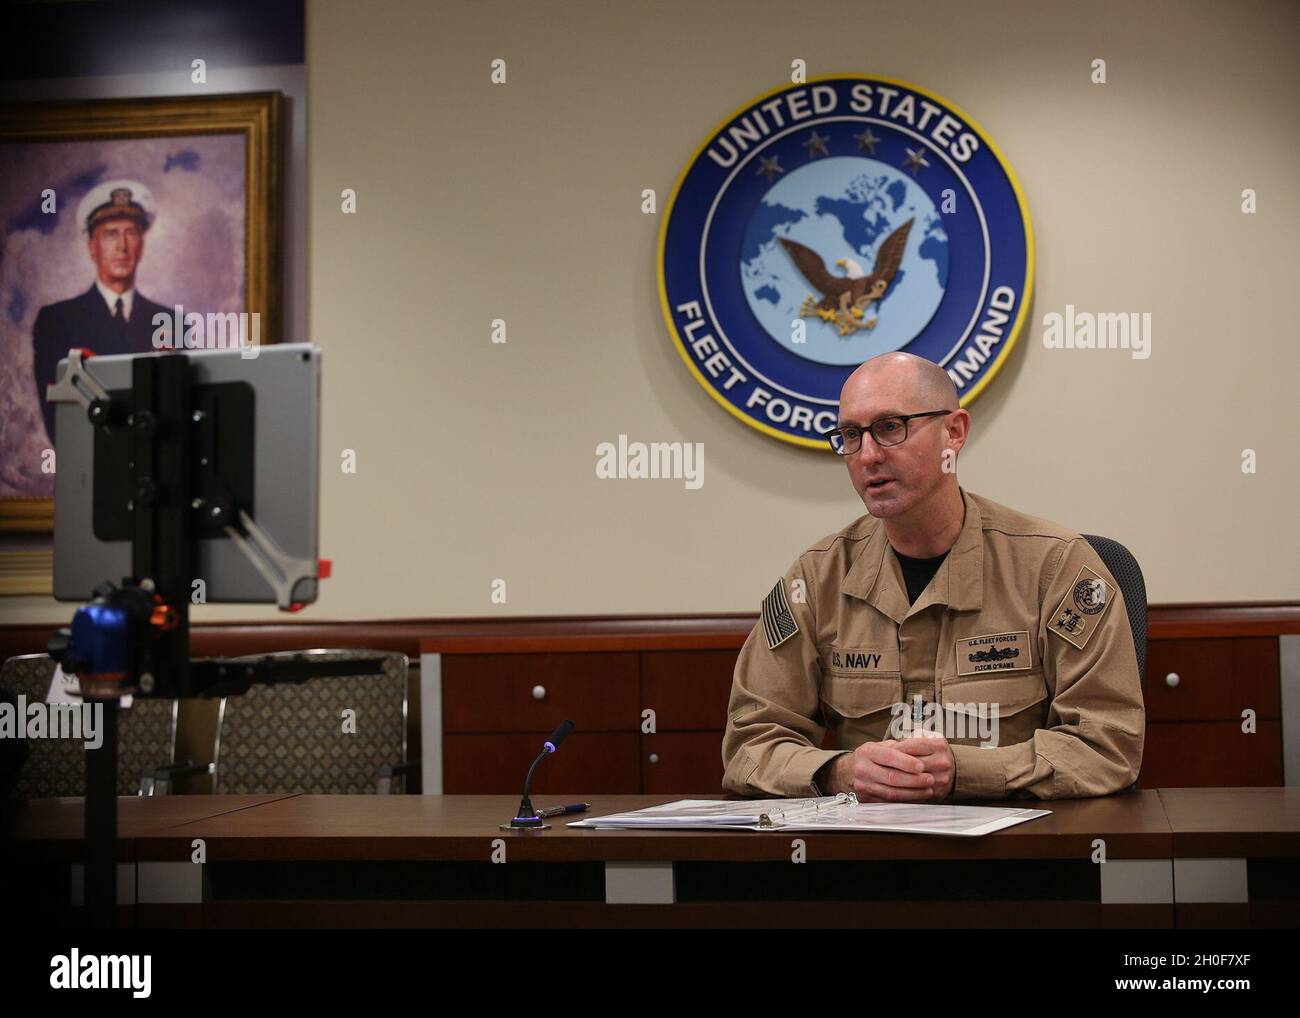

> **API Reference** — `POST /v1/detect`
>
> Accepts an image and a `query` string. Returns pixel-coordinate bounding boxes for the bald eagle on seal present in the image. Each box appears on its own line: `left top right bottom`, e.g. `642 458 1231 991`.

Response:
779 218 914 336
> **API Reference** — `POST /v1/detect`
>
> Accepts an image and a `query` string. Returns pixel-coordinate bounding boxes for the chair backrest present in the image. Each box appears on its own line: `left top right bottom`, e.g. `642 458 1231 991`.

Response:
1 654 179 798
1080 534 1148 681
213 649 408 795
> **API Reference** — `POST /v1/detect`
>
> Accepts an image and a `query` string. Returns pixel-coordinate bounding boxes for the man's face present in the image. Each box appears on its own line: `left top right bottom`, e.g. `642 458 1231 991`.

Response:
838 367 960 518
88 218 144 288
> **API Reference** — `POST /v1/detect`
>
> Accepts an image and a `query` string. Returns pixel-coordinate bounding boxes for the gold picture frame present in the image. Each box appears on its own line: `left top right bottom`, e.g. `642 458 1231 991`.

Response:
0 91 284 593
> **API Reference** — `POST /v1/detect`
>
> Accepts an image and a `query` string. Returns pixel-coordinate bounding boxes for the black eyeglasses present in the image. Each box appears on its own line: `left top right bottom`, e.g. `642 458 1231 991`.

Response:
824 410 952 455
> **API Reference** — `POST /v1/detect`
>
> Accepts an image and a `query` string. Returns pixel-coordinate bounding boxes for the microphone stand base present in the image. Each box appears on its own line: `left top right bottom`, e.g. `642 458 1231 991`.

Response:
499 821 551 831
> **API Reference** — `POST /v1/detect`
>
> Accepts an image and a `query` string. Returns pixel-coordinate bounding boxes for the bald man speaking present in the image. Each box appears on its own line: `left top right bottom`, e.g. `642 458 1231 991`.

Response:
721 352 1144 801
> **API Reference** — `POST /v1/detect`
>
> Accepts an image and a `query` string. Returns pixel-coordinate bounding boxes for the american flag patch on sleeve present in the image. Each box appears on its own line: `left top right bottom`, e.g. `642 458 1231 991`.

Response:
761 579 799 650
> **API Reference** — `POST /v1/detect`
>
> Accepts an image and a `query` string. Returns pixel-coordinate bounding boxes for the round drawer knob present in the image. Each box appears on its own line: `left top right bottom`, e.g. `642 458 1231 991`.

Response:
531 685 546 700
648 753 659 764
1165 672 1180 689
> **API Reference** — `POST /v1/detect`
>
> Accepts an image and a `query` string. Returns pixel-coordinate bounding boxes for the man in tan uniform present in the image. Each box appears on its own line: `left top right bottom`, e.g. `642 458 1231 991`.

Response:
722 352 1144 801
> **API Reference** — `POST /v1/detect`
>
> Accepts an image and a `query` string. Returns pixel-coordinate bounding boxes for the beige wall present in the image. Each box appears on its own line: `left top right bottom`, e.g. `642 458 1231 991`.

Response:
6 0 1297 626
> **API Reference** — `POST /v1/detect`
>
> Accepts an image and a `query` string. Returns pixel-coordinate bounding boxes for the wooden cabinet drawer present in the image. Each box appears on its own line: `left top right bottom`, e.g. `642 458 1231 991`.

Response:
642 650 737 730
443 733 640 793
442 652 639 732
1137 721 1283 788
641 732 726 795
1144 638 1280 722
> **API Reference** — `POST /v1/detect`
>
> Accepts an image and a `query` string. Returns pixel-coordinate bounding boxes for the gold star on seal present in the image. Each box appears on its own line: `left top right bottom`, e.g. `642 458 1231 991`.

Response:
802 130 830 159
854 128 880 155
902 147 930 175
756 155 784 182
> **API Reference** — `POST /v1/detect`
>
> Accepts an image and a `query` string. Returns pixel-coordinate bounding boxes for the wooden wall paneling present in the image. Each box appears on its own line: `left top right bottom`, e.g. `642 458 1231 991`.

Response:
3 604 1298 663
641 732 728 795
442 733 639 794
641 650 737 731
1145 638 1280 722
1138 721 1283 788
441 653 639 734
4 605 1296 797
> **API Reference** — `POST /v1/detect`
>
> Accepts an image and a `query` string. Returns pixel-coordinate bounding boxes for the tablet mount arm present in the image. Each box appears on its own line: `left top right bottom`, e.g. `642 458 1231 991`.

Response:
44 349 373 929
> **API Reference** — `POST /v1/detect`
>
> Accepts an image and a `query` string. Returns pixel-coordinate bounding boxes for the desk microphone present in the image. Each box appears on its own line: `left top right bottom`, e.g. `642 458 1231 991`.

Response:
502 720 575 831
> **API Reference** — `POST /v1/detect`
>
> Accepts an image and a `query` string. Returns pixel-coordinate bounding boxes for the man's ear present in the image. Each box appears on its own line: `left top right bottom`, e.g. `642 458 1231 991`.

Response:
946 409 971 454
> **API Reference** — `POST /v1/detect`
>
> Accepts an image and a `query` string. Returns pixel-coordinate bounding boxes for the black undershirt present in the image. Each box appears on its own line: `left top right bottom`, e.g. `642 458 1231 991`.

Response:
893 548 950 605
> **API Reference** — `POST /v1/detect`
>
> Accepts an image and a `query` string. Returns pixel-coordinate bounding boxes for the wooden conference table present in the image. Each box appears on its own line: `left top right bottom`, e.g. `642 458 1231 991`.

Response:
7 788 1298 928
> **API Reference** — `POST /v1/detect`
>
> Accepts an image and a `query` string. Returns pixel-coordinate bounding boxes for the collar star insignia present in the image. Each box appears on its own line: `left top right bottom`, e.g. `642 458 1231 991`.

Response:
854 127 880 155
903 147 930 175
802 130 830 158
756 155 784 181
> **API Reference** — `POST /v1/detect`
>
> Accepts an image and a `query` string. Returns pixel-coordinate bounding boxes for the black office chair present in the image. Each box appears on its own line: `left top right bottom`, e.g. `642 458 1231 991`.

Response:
1080 534 1148 680
1081 534 1147 792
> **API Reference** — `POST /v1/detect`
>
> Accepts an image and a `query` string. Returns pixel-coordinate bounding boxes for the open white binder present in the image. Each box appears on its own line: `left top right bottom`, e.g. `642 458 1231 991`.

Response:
569 792 1051 837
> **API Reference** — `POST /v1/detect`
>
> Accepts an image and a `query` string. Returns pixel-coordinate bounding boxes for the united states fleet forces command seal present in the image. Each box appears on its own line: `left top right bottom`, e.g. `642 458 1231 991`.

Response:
658 76 1034 448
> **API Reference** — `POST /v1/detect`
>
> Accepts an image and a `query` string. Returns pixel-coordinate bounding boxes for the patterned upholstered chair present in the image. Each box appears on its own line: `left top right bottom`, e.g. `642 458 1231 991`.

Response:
1 653 206 798
213 649 414 794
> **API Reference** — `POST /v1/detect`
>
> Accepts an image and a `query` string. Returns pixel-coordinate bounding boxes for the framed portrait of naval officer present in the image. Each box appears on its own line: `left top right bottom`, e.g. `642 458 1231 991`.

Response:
0 92 283 591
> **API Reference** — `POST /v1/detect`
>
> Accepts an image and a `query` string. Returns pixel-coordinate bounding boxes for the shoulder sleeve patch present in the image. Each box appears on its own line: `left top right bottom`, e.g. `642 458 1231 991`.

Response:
761 578 799 650
1048 564 1114 650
